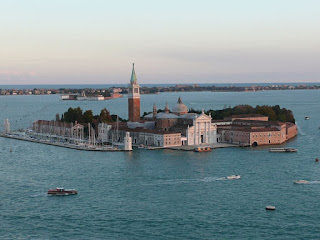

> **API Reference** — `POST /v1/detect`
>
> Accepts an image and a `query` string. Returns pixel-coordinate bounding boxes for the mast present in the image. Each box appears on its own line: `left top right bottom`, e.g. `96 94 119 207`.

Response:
88 123 91 145
116 115 119 142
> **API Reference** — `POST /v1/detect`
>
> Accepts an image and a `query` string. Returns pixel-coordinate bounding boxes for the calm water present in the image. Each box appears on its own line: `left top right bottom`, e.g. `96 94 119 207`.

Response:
1 90 320 239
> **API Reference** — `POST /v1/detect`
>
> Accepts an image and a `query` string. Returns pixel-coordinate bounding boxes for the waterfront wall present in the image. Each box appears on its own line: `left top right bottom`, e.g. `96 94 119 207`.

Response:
286 123 298 140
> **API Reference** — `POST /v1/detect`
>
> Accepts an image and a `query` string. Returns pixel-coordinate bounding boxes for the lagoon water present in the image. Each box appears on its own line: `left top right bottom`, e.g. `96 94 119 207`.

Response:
1 90 320 239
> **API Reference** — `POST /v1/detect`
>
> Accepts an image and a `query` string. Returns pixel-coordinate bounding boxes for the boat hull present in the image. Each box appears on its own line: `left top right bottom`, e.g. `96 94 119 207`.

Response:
294 180 309 184
194 147 211 152
47 189 78 195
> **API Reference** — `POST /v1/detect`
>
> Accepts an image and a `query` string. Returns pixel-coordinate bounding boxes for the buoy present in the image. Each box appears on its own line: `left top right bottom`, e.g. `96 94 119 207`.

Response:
266 205 276 210
315 158 319 162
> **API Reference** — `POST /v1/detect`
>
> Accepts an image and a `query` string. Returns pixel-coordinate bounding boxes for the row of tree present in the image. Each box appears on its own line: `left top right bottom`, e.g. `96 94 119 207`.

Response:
60 107 115 124
189 105 295 123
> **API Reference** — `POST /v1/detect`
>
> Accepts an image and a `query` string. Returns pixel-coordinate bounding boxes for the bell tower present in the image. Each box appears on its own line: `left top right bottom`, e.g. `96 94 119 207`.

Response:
128 63 140 122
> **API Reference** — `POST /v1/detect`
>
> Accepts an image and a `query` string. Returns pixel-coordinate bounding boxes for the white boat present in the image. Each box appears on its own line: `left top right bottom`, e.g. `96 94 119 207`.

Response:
269 148 297 152
227 175 241 180
294 180 309 184
145 146 156 150
266 205 276 210
305 116 309 120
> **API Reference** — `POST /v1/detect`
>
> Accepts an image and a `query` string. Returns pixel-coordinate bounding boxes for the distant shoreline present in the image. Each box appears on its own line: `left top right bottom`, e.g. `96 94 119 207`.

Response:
1 83 320 96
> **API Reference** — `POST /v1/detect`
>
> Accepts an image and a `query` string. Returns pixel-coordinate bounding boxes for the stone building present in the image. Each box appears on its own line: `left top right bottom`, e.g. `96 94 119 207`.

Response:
217 118 297 146
32 120 73 136
97 122 112 144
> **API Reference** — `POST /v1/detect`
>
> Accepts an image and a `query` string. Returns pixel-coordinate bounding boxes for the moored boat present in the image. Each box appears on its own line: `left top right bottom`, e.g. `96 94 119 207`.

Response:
194 146 211 152
47 187 78 195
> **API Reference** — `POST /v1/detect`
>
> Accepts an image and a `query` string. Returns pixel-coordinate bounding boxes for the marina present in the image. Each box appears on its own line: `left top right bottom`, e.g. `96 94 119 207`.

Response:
0 132 125 152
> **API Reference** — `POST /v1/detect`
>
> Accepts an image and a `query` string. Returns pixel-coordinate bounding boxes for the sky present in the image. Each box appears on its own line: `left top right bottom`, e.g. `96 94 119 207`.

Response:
0 0 320 84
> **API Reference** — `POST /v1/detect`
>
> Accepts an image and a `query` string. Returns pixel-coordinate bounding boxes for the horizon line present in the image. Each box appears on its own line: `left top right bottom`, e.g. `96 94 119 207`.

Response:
1 81 320 86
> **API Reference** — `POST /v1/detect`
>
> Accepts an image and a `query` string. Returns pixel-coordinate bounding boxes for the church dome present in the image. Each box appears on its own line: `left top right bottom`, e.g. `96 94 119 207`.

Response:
172 97 188 115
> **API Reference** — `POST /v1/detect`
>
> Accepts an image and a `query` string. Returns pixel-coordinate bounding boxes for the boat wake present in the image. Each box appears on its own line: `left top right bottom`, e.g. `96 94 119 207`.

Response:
295 122 305 136
294 180 320 185
308 181 320 184
200 177 227 182
143 176 230 186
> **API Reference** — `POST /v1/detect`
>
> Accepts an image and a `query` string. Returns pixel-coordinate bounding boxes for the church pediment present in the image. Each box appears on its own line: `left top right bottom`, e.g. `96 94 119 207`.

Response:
196 114 212 121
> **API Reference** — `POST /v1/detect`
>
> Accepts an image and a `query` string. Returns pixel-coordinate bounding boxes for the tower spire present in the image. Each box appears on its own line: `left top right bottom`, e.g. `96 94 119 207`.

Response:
153 103 157 118
164 102 170 113
130 63 137 84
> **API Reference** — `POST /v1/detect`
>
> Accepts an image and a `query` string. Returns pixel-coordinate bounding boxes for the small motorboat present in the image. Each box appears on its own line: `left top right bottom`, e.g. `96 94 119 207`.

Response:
269 148 297 152
294 180 309 184
227 175 241 180
305 116 309 120
47 187 78 195
194 146 211 152
266 205 276 211
146 146 156 150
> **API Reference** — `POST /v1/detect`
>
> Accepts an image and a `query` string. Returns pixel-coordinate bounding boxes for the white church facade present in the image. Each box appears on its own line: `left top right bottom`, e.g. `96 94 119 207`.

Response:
185 113 217 146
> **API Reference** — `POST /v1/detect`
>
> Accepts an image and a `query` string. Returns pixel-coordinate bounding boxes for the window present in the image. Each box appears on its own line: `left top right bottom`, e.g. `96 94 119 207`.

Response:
134 88 138 93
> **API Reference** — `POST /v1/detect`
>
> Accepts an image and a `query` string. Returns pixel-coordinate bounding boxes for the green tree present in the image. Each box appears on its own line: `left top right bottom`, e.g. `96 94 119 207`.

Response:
63 107 84 123
256 105 277 121
99 108 112 123
83 110 94 123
